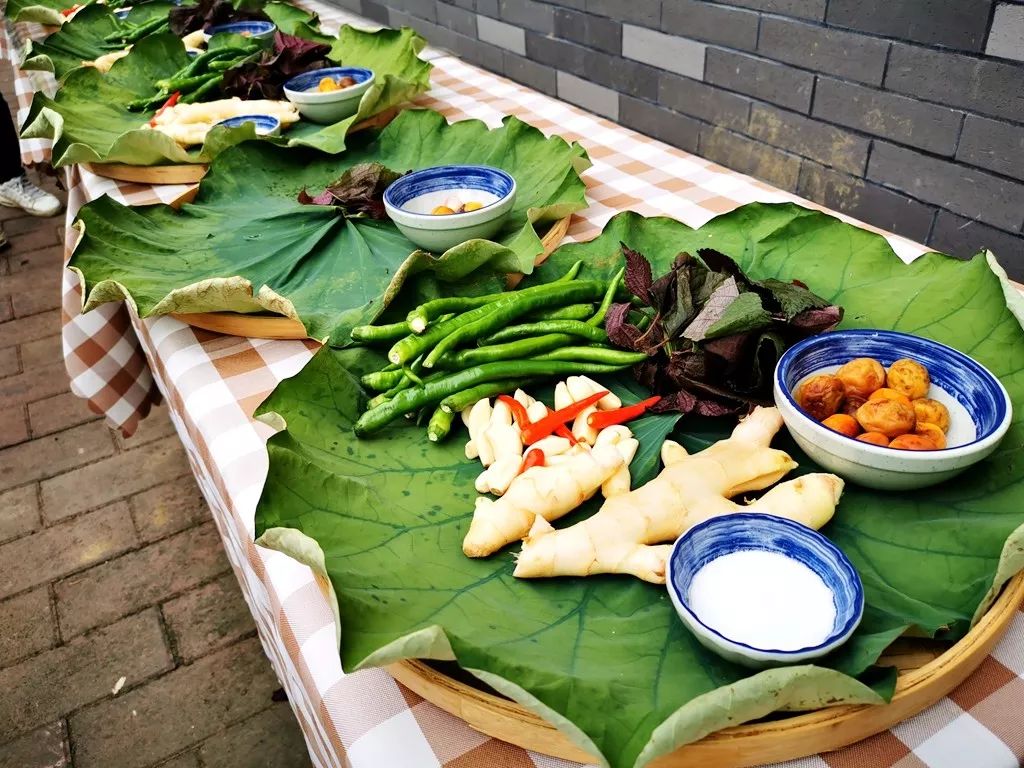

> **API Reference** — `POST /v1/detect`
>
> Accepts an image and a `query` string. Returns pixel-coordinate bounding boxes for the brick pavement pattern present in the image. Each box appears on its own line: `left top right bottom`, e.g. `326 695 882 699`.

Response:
0 68 313 768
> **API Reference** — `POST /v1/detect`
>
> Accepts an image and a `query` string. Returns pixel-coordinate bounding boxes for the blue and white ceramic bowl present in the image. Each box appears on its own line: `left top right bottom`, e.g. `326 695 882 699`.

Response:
282 67 374 124
383 165 517 253
775 329 1012 491
214 114 281 137
114 8 131 20
667 513 864 668
204 20 276 42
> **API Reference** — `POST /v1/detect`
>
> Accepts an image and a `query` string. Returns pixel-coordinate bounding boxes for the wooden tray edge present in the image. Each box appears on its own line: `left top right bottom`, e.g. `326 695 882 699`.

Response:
172 215 573 340
387 571 1024 767
84 161 209 185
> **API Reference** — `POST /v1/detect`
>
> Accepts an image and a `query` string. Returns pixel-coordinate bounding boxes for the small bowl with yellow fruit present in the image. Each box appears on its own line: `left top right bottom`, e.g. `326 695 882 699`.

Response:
383 165 517 253
282 67 374 124
774 329 1011 490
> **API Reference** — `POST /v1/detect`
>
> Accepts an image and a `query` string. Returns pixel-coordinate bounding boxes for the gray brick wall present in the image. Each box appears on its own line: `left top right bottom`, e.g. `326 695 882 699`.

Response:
330 0 1024 276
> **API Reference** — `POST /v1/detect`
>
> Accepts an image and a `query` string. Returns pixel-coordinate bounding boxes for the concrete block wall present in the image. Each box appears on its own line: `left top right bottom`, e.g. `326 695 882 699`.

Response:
330 0 1024 275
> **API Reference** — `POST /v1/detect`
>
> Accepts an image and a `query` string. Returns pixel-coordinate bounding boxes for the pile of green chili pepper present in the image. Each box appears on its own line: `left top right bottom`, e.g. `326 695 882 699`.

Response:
350 263 644 440
126 42 259 111
103 14 172 46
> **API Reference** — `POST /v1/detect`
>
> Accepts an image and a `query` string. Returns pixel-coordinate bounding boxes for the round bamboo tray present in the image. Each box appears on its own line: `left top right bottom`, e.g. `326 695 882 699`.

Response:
83 161 207 185
387 571 1024 767
82 107 403 186
172 215 573 340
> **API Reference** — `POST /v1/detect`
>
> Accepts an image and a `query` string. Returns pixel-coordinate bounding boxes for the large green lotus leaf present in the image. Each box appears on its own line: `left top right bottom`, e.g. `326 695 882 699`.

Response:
7 0 196 24
7 0 83 25
21 3 177 78
260 1 334 44
68 109 589 343
254 203 1024 768
21 22 431 165
20 2 328 79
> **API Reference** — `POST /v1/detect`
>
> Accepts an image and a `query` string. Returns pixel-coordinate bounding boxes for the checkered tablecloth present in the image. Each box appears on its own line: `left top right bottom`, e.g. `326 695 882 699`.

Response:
4 5 1024 767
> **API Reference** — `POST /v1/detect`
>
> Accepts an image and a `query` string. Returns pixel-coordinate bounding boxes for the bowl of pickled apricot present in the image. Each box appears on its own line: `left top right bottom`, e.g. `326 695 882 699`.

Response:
283 67 374 124
383 165 517 253
774 329 1011 490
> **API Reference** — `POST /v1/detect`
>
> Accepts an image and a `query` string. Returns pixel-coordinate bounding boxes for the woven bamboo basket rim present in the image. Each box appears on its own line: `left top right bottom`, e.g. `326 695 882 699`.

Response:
385 570 1024 767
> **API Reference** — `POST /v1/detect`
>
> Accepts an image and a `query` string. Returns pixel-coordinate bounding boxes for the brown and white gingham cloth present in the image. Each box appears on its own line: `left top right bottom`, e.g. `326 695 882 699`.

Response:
1 15 55 164
5 6 1024 766
2 20 179 435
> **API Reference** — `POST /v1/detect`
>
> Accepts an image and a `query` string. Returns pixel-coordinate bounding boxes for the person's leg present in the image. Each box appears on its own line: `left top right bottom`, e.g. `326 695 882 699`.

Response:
0 91 25 183
0 91 61 217
0 91 17 246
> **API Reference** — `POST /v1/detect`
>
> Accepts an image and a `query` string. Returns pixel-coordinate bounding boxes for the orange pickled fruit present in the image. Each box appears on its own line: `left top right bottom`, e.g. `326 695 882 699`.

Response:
856 432 890 447
889 434 936 451
822 414 860 438
913 398 950 432
318 77 341 92
867 387 912 407
916 422 947 449
462 201 484 211
888 358 930 400
431 205 456 215
835 357 886 399
796 374 846 421
855 398 916 438
841 395 867 418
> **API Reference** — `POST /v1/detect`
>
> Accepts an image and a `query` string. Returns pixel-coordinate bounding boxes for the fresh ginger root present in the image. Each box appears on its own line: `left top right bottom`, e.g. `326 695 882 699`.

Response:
462 444 624 557
513 406 845 583
594 426 638 498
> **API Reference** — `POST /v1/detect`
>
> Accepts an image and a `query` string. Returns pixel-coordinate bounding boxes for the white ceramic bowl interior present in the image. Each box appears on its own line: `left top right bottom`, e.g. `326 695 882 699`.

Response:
667 513 864 668
282 67 374 124
774 329 1012 491
383 165 517 253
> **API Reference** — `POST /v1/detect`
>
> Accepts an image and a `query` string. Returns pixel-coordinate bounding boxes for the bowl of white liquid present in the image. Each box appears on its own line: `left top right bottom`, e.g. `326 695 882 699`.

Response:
666 513 864 668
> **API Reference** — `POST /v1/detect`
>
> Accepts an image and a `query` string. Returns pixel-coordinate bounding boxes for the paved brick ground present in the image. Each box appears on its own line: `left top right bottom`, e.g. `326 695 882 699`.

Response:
0 69 313 768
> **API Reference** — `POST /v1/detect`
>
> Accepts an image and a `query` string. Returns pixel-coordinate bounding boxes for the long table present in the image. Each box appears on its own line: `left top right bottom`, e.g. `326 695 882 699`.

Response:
5 6 1024 767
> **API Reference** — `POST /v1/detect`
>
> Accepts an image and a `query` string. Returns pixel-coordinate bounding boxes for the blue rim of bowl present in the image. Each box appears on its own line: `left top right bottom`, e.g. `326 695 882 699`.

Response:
214 114 280 132
382 165 516 217
667 513 865 656
114 8 130 19
205 20 276 36
775 329 1011 455
283 66 374 94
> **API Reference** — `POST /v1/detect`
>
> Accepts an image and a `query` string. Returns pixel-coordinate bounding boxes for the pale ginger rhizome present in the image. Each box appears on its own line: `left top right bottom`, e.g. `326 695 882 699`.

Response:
513 406 844 583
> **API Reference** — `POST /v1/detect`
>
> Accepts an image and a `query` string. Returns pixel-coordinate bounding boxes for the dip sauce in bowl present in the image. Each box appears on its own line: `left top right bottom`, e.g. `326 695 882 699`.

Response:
688 549 837 651
667 513 863 668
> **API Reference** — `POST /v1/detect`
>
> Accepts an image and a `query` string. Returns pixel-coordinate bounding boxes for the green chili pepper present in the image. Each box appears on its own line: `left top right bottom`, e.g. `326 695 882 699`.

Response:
426 407 455 442
587 267 625 326
416 281 607 369
481 320 607 346
354 359 627 436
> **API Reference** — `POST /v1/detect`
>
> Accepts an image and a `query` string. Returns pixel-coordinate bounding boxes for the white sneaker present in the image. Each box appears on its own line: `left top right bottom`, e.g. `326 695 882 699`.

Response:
0 175 62 217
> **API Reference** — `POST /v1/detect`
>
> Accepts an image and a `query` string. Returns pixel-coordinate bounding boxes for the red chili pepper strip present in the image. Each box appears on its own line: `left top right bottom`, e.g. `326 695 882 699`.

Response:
522 390 609 445
497 395 531 429
61 5 81 16
148 91 181 127
587 396 662 430
518 448 545 475
554 424 577 444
